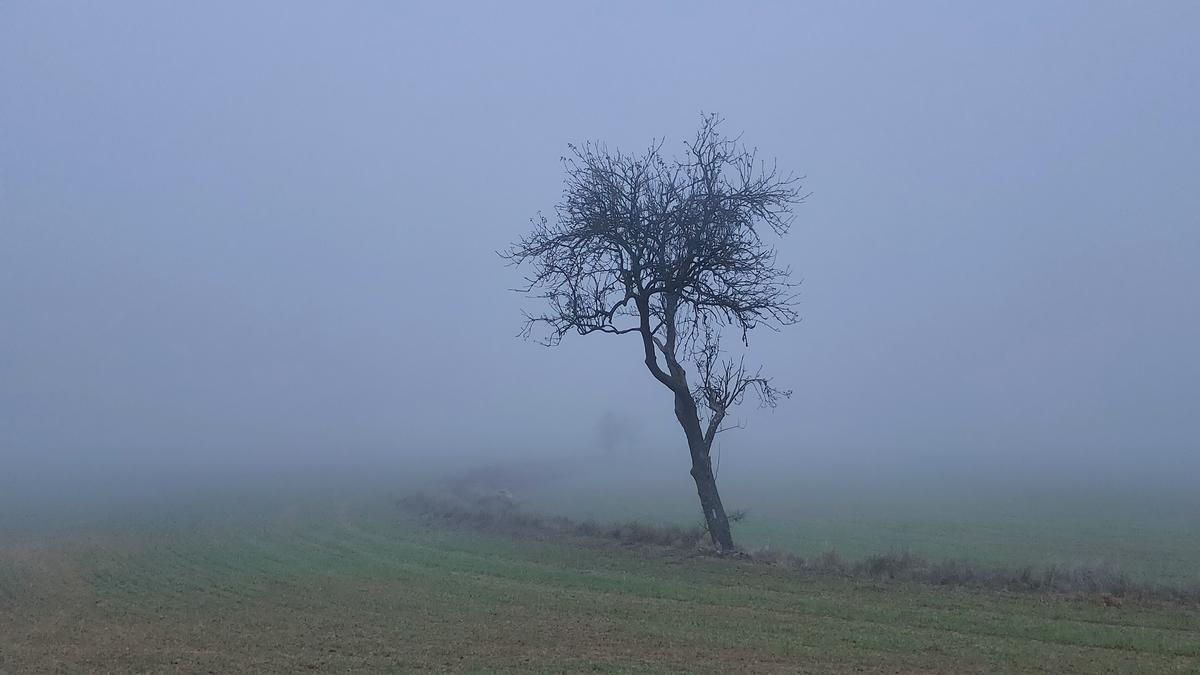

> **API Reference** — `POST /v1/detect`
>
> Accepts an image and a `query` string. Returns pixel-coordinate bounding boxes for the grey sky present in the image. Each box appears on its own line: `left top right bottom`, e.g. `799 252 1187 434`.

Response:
2 2 1198 496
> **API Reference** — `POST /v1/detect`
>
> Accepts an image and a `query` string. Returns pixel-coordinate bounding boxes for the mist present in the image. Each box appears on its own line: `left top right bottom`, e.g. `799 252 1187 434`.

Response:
3 2 1199 519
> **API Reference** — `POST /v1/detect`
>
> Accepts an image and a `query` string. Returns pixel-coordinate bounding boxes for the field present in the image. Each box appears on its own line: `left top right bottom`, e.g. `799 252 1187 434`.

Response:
507 455 1200 588
2 482 1199 674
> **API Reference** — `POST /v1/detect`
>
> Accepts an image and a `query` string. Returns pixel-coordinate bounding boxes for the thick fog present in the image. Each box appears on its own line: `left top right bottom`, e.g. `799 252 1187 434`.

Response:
3 3 1198 509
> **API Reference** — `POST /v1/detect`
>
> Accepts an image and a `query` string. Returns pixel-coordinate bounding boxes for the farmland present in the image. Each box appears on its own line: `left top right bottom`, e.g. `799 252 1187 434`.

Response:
2 482 1198 674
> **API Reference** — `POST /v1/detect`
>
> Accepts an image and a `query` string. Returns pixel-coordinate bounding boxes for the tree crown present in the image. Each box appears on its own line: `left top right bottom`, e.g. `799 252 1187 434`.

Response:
504 115 804 436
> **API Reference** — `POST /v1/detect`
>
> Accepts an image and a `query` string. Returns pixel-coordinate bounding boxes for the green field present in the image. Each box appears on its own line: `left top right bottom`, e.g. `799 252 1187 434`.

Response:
2 489 1198 674
521 467 1200 587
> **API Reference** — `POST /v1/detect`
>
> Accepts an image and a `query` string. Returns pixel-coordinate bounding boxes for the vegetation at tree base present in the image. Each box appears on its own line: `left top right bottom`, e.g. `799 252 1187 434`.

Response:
399 488 1200 604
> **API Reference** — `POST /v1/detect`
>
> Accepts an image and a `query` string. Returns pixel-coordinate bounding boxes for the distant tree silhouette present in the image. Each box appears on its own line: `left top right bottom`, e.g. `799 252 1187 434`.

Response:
504 115 804 550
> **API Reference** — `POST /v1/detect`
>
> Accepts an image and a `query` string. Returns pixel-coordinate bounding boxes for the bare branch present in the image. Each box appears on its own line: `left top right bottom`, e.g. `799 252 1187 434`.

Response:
504 113 801 480
502 114 802 363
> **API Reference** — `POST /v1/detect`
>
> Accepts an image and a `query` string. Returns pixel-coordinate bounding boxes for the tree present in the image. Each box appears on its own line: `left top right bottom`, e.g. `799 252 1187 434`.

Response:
503 115 804 550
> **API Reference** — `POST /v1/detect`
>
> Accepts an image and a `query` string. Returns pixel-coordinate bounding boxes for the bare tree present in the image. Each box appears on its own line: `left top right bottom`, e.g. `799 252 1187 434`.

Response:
503 115 804 550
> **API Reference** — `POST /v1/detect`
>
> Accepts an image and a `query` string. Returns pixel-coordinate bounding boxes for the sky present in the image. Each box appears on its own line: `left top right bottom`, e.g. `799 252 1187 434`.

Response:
2 2 1198 502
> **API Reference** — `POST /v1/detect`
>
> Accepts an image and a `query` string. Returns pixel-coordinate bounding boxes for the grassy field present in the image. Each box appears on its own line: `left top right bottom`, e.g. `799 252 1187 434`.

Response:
2 492 1198 674
522 467 1200 587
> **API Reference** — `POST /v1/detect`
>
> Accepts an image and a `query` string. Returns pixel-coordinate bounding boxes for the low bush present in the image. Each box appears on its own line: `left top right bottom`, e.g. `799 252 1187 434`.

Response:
399 490 704 549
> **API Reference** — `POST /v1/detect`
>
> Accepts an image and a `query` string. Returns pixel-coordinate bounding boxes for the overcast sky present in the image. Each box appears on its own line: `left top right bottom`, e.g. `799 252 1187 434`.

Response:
2 2 1198 497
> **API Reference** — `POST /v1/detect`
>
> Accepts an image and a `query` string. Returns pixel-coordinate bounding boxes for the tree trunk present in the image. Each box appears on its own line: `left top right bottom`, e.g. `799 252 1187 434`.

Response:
674 391 735 550
690 452 734 550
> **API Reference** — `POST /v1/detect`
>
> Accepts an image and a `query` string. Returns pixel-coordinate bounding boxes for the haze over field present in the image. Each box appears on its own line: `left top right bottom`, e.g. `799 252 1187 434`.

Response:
2 2 1199 516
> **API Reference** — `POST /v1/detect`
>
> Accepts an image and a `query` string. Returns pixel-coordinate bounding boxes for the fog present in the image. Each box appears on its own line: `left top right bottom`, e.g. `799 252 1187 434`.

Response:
3 2 1198 515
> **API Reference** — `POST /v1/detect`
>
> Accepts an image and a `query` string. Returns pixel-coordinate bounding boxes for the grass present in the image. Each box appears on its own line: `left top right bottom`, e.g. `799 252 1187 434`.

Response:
404 489 1200 601
2 493 1199 673
520 468 1200 586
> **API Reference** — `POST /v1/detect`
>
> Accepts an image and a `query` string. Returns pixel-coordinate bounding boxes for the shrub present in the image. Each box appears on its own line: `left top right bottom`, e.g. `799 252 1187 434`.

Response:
854 549 926 579
809 548 847 574
399 491 703 549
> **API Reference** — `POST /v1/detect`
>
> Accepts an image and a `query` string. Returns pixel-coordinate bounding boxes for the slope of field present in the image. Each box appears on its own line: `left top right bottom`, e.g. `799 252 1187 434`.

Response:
1 499 1198 674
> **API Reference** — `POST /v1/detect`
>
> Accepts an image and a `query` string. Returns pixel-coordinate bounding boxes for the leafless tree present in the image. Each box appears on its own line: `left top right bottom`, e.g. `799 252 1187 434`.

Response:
503 115 804 550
